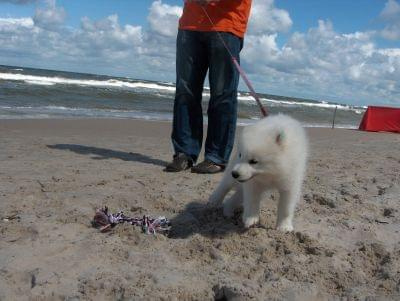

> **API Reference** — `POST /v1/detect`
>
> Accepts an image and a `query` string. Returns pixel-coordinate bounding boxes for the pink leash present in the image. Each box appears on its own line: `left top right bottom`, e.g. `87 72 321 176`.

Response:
201 6 268 118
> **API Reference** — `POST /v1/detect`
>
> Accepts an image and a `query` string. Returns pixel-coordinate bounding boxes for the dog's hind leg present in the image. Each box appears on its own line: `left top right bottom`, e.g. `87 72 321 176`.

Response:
276 185 300 232
242 183 264 228
223 187 242 217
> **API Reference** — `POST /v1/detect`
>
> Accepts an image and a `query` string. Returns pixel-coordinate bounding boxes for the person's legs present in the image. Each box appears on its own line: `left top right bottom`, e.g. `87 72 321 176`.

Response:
170 30 209 165
204 32 242 166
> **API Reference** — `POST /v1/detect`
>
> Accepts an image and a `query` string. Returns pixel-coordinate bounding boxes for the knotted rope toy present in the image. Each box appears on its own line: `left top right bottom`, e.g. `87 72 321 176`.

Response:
92 206 171 235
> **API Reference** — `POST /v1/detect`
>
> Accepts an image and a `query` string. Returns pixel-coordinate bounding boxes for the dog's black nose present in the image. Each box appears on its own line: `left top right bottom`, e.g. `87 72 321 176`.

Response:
231 170 239 178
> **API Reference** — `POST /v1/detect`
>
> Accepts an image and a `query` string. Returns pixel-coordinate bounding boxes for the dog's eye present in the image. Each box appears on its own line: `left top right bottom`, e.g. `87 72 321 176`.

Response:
249 159 258 165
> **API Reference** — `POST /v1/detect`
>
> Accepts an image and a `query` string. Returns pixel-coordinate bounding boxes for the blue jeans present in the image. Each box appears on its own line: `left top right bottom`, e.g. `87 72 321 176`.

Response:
171 30 243 165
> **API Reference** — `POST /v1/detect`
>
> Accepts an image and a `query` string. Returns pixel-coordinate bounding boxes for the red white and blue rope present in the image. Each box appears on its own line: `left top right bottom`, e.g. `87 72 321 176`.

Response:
92 207 171 235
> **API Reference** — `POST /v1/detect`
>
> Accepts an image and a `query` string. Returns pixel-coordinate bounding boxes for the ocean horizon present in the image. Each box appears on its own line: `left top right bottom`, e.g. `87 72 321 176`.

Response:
0 64 366 128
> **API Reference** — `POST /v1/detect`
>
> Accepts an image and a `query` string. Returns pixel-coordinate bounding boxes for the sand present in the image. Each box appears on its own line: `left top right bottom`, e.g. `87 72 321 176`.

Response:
0 118 399 301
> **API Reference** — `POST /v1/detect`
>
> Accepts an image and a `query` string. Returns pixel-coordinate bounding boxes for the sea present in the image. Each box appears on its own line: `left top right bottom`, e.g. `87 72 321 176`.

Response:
0 65 366 128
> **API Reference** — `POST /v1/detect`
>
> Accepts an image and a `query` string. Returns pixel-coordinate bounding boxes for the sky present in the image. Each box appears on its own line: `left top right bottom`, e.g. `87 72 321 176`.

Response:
0 0 399 106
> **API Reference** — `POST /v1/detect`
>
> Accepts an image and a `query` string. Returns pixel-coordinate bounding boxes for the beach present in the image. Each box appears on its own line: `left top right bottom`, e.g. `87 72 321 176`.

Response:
0 118 399 300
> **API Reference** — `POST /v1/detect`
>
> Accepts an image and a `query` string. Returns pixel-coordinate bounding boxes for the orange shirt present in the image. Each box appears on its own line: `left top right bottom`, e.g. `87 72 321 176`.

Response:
179 0 252 38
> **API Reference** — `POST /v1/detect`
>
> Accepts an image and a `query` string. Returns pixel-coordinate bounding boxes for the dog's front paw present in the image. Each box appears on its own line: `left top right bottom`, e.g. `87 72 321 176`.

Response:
243 215 259 228
276 220 294 232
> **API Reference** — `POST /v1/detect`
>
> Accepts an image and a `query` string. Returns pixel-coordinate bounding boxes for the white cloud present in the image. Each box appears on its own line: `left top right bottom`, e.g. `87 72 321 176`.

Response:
0 17 34 28
381 24 400 40
77 14 143 49
242 17 400 104
147 0 182 37
0 16 41 58
137 0 182 76
380 0 400 20
379 0 400 40
0 0 183 80
33 0 66 29
247 0 292 35
0 0 37 4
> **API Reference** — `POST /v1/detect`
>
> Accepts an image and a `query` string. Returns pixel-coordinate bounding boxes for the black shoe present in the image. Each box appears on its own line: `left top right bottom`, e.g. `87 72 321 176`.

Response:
191 159 225 174
165 153 193 172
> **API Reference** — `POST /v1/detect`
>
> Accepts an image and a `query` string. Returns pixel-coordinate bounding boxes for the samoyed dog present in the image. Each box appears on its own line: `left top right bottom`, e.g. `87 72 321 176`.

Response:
209 114 308 231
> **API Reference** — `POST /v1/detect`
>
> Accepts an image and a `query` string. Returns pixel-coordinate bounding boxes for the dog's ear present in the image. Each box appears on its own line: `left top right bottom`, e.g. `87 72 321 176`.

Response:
275 131 284 145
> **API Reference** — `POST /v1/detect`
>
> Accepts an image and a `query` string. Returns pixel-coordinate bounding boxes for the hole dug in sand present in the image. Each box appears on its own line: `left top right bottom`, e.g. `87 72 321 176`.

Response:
213 284 245 301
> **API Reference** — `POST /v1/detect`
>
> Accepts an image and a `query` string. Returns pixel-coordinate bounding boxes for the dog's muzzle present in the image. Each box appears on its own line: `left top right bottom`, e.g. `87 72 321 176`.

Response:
231 170 240 179
232 170 253 183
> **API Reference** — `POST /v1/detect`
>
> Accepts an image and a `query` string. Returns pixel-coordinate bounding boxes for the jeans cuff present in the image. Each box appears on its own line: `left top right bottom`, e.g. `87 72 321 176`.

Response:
205 154 226 166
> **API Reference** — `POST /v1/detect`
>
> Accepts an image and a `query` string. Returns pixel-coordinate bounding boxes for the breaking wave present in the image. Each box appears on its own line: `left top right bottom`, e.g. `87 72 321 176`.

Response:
0 72 175 92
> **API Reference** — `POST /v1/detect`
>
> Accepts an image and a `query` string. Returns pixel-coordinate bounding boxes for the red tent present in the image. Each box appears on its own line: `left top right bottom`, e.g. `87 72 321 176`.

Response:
359 106 400 133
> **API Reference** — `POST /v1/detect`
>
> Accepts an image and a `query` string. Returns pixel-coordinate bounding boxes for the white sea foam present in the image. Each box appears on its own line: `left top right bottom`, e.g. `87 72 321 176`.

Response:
200 92 362 112
0 72 176 92
0 105 173 121
0 71 364 113
25 80 55 86
236 95 362 112
0 105 359 129
236 118 358 129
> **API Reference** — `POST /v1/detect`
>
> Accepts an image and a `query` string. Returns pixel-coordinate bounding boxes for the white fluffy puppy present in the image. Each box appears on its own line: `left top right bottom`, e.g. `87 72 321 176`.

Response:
209 114 308 231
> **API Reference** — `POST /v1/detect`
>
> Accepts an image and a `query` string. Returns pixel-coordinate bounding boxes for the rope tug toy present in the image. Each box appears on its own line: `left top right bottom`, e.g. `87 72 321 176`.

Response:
92 207 171 235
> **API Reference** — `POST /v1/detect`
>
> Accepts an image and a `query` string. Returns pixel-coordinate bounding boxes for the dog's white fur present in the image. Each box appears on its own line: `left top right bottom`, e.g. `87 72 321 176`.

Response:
209 114 308 231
